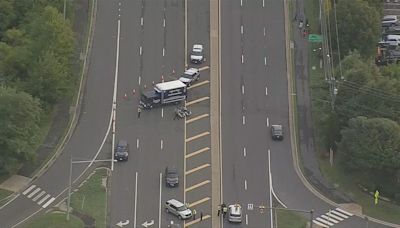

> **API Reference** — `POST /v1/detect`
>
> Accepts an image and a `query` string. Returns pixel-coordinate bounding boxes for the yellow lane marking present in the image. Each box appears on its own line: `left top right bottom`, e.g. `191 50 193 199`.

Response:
188 197 210 208
186 97 210 106
199 66 210 71
186 164 210 175
185 132 210 143
184 215 211 227
186 147 210 159
185 180 210 192
186 114 209 124
187 80 210 90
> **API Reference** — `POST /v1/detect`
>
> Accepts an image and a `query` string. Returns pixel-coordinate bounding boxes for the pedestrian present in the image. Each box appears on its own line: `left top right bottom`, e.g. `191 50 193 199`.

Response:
192 209 196 220
222 203 228 217
200 211 203 221
217 205 221 216
137 107 142 118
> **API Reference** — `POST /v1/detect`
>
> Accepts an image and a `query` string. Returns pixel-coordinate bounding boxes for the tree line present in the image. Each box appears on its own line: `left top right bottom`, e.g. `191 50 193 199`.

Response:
0 0 75 175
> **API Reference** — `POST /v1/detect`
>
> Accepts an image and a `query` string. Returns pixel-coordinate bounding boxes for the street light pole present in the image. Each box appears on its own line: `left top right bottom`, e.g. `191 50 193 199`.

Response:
63 0 67 20
67 156 72 221
310 210 314 228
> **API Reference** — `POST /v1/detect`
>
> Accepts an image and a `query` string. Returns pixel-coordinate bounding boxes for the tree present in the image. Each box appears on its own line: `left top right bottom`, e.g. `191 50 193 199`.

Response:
336 0 380 58
0 87 42 174
0 0 16 38
338 117 400 174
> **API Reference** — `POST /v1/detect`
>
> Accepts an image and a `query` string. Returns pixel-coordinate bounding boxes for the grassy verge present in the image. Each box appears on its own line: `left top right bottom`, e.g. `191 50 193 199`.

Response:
0 189 13 207
70 168 108 228
23 212 83 228
276 209 308 228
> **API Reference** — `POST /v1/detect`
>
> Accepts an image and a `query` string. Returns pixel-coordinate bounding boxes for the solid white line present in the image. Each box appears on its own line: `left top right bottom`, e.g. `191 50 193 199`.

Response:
27 187 41 199
267 117 269 126
263 0 265 7
41 197 55 208
264 57 267 66
265 86 268 95
242 115 245 125
138 76 141 85
134 172 138 228
163 19 166 27
140 46 142 55
22 185 36 195
243 147 246 157
271 185 287 208
241 85 245 94
241 25 243 34
246 214 248 225
159 173 162 228
37 194 50 205
141 17 143 26
241 0 243 6
137 138 139 149
264 27 266 36
268 149 273 228
32 191 46 202
161 108 164 118
161 140 163 150
241 54 244 63
244 180 247 190
163 48 165 56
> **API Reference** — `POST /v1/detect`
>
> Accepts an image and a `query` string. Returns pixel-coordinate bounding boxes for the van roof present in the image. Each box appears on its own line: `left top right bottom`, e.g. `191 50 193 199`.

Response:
155 80 186 91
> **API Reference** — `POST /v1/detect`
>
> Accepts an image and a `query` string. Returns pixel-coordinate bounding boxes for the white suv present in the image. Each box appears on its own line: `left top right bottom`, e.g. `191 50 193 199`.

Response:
190 44 204 63
228 204 242 223
165 199 192 220
382 15 398 27
178 68 200 86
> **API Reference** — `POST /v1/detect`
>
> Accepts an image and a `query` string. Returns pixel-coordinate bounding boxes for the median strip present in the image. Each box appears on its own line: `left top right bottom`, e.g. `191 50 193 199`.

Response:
186 164 210 175
186 147 210 159
186 114 209 124
185 180 210 192
186 97 210 106
185 132 210 143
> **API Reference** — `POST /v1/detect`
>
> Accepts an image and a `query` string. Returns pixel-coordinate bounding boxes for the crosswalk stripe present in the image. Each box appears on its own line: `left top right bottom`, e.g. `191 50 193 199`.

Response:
336 208 353 216
32 190 46 202
41 197 55 208
321 215 339 223
27 187 41 199
316 217 335 226
37 194 50 205
331 210 349 219
326 212 344 221
22 185 36 195
313 220 329 228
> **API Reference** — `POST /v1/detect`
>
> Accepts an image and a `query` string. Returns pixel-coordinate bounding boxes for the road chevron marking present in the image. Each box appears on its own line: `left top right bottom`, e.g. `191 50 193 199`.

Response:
187 80 210 90
185 131 210 143
188 197 210 208
185 180 210 192
186 113 209 124
184 215 211 227
186 97 210 106
186 147 210 159
185 163 210 175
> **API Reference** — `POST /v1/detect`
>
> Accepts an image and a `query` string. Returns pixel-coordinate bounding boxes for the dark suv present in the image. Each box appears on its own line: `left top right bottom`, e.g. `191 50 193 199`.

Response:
165 166 179 187
114 140 129 161
271 125 283 140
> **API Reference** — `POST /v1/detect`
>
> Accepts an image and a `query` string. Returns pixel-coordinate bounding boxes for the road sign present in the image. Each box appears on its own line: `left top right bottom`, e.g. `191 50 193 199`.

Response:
116 220 129 227
308 34 323 43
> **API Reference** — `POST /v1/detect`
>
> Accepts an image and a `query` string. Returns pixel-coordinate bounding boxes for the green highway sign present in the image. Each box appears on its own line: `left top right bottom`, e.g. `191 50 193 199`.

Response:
308 34 322 43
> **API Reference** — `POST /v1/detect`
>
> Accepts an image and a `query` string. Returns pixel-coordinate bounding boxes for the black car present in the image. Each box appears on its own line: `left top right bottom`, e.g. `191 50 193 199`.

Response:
271 125 283 140
165 166 179 187
114 140 129 161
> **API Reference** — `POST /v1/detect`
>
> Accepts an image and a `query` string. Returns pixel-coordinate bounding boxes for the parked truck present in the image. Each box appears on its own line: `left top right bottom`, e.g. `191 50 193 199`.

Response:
140 80 187 109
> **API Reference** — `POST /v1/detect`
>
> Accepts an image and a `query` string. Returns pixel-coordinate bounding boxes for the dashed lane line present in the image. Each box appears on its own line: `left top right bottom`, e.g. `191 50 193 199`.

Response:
185 131 210 143
186 113 209 124
186 147 210 159
184 215 211 227
186 97 210 106
187 80 210 90
185 180 210 192
185 164 210 175
188 197 210 208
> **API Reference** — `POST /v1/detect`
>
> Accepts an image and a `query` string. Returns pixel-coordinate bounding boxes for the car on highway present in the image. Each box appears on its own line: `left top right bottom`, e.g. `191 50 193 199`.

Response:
228 204 242 223
382 15 398 27
271 125 283 140
165 166 179 187
114 140 129 161
190 44 204 63
165 199 192 220
178 68 200 87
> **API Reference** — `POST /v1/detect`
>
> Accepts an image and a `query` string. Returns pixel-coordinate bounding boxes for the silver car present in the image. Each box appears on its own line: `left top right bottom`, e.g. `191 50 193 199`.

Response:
228 204 242 223
165 199 192 220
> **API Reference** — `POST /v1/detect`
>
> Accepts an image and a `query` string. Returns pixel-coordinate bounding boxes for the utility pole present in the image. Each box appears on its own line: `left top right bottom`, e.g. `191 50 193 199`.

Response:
63 0 67 20
66 156 72 221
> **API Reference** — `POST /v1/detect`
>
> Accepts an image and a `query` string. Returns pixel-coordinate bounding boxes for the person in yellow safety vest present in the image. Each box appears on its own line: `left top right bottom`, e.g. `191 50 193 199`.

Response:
222 204 228 217
192 209 197 220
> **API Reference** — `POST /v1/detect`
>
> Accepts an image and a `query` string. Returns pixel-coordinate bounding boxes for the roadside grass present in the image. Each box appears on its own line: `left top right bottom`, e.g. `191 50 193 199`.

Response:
23 212 83 228
276 209 308 228
70 168 108 228
0 189 13 206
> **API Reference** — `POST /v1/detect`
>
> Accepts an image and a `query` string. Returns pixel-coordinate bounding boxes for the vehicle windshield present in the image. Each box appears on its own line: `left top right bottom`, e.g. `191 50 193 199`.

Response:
177 205 187 211
193 49 202 54
182 73 193 79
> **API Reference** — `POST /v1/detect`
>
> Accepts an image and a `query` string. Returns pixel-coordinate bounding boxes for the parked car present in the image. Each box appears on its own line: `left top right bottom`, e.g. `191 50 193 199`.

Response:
271 125 283 140
382 15 398 27
165 199 192 220
178 68 200 86
114 140 129 161
190 44 204 63
165 166 179 187
228 204 242 223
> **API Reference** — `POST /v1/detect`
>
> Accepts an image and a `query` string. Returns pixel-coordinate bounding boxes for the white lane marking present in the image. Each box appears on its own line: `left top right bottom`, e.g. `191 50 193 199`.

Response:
316 217 334 226
267 117 269 126
241 25 243 34
264 27 266 36
241 54 244 63
336 208 353 216
119 2 121 6
23 185 36 195
163 19 166 27
134 172 138 228
313 220 329 228
141 17 143 26
265 86 268 95
138 76 141 85
246 214 249 225
159 173 162 228
241 85 245 94
331 210 349 219
326 212 344 221
41 197 55 208
27 187 41 199
242 115 245 125
243 147 246 157
162 48 165 56
160 139 163 150
244 179 247 190
136 138 139 149
263 0 265 7
37 194 50 205
264 57 267 66
241 0 243 6
32 190 46 202
268 149 273 228
140 46 142 55
161 108 164 118
321 215 339 223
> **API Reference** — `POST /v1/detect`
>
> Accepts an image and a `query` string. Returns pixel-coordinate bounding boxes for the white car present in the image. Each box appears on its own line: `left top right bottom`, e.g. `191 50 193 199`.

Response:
382 15 398 27
190 44 204 63
165 199 192 220
178 68 200 86
228 204 242 223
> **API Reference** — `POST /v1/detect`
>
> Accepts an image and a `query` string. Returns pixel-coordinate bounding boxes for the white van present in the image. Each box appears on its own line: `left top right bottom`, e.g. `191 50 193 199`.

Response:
386 35 400 46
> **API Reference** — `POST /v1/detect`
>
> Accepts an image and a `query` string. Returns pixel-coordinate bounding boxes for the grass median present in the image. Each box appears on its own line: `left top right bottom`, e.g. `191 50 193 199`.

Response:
276 209 308 228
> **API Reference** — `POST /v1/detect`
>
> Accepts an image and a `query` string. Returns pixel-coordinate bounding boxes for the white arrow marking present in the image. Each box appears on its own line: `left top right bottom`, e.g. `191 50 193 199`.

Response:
142 220 154 228
116 220 130 227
